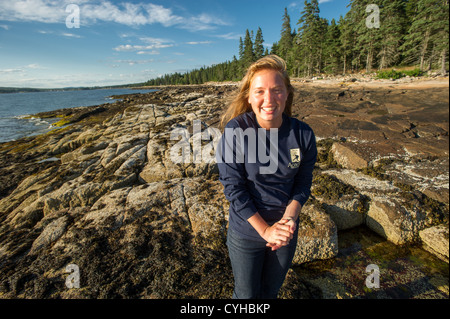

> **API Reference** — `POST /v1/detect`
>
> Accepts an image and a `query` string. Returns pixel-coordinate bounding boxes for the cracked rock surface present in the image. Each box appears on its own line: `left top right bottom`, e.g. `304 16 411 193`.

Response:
0 80 448 298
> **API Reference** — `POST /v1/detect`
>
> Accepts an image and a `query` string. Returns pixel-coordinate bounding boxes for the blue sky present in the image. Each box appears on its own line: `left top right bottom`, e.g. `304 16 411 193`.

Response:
0 0 350 88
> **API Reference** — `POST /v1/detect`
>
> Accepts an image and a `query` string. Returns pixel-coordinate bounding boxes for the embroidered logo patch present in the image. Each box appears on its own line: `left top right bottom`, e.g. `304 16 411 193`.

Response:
288 148 301 168
290 148 301 162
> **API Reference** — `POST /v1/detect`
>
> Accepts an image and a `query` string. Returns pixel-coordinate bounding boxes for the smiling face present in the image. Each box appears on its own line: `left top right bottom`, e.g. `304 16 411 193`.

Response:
248 69 288 129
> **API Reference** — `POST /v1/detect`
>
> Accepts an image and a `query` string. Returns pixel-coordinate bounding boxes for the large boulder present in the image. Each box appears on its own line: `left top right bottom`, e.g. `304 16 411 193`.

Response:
321 194 366 230
331 142 369 170
292 204 338 265
366 196 427 245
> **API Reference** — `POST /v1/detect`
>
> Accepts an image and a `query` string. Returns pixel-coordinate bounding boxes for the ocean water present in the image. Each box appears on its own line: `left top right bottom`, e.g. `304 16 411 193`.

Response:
0 88 156 143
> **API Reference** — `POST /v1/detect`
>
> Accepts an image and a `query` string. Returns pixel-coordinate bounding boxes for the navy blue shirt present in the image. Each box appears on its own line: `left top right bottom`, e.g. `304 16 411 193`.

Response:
217 112 317 241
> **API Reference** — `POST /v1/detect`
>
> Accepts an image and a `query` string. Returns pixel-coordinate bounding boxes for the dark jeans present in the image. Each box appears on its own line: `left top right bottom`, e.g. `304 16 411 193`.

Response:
226 227 298 299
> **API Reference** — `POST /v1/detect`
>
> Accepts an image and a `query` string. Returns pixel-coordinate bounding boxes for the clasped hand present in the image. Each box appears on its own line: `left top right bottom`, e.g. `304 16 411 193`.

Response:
263 218 296 251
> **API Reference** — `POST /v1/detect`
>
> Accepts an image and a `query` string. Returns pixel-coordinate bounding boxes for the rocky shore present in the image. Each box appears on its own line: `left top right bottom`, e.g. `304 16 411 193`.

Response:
0 76 448 298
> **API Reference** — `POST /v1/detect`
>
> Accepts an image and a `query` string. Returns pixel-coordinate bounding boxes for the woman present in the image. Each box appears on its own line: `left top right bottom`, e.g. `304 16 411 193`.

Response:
217 55 317 299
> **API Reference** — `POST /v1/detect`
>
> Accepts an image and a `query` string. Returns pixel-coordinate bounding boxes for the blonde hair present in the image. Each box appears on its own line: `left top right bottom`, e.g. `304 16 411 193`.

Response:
220 55 294 129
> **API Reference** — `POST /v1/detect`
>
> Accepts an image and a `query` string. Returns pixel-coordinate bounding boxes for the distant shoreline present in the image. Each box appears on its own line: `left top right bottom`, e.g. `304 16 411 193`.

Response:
0 85 142 94
3 73 448 94
133 74 449 91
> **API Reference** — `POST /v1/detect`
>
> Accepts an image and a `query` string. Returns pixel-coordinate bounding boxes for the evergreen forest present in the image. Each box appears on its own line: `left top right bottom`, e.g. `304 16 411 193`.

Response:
143 0 449 86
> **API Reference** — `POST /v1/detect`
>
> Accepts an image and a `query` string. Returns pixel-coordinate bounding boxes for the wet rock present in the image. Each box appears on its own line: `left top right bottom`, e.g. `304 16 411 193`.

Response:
0 80 448 299
279 268 321 299
419 225 449 262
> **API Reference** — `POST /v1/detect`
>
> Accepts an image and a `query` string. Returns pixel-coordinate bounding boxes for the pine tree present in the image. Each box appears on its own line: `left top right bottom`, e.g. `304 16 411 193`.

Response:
279 7 294 59
338 14 354 74
406 0 448 73
295 0 325 76
323 18 342 74
348 0 382 72
144 0 448 85
238 37 245 76
238 37 244 60
279 7 297 75
230 56 240 81
434 0 449 74
400 0 449 71
317 17 329 74
242 29 255 71
270 41 279 56
377 0 408 70
254 27 265 60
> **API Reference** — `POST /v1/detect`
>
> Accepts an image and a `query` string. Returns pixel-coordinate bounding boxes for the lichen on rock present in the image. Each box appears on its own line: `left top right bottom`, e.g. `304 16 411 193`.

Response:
0 81 448 299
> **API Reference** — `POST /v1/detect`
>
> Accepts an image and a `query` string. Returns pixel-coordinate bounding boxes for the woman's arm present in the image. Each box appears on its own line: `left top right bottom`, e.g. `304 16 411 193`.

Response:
217 125 259 222
290 128 317 207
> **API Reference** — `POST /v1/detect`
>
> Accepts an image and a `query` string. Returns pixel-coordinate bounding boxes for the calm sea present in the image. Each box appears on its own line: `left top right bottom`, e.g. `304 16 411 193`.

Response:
0 88 156 143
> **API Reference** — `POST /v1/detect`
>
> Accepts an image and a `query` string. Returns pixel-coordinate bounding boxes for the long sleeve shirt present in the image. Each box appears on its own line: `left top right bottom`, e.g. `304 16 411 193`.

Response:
217 111 317 241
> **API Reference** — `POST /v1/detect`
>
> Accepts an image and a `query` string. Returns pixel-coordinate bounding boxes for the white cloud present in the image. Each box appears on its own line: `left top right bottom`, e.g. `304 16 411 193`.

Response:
114 59 154 66
0 0 229 31
113 37 174 55
136 50 160 55
114 45 146 52
61 32 82 38
182 13 229 32
118 32 134 39
81 2 179 26
37 29 85 38
215 32 242 40
185 41 212 45
112 58 177 67
290 0 332 6
27 63 45 69
0 68 24 74
142 3 183 27
113 43 173 52
0 58 155 88
0 24 9 30
0 63 46 75
140 37 173 45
